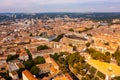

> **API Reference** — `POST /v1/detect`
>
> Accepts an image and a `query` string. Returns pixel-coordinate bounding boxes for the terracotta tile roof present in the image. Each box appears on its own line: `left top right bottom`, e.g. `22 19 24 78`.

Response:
22 70 38 80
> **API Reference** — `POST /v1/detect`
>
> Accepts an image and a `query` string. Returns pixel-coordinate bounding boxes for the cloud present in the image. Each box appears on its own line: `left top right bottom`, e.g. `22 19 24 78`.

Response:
0 0 120 12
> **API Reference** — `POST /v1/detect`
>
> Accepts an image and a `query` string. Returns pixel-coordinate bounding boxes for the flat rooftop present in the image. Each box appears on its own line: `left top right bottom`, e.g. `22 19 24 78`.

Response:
87 59 120 77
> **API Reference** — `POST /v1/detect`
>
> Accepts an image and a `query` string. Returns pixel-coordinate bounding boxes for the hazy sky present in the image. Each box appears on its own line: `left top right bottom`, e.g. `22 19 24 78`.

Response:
0 0 120 13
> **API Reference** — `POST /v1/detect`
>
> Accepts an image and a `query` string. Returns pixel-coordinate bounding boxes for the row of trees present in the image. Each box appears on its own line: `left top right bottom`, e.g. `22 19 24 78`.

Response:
114 50 120 66
87 48 111 63
66 52 86 75
50 52 69 73
50 52 86 75
6 54 19 62
25 49 32 59
37 45 50 51
86 46 120 66
67 52 85 66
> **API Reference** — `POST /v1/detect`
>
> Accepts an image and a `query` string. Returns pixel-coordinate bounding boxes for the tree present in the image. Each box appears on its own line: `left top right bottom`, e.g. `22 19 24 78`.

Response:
86 42 91 47
6 55 13 62
73 69 78 75
6 54 19 62
59 58 65 64
37 45 50 51
25 49 32 59
104 56 111 63
17 68 25 78
87 48 106 61
67 52 85 66
69 44 77 51
5 76 12 80
87 33 92 36
34 56 45 64
0 46 2 49
104 52 111 63
50 53 60 61
104 42 109 46
23 59 34 70
30 33 33 36
69 28 74 32
105 52 110 56
81 77 86 80
114 50 120 65
30 66 40 75
0 72 12 80
73 46 77 51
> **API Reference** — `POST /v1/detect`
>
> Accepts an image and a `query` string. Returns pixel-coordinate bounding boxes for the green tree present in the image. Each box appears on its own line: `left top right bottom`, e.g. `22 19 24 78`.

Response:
86 42 91 47
30 33 33 36
104 56 111 63
23 59 34 70
17 68 25 78
6 55 12 62
105 52 110 56
6 54 19 62
114 50 120 65
30 66 40 75
69 28 74 32
34 56 45 64
50 53 60 61
87 48 106 61
69 44 77 51
37 45 50 51
0 46 2 49
0 72 12 80
104 42 109 46
5 76 12 80
68 52 85 66
87 33 92 36
25 49 32 59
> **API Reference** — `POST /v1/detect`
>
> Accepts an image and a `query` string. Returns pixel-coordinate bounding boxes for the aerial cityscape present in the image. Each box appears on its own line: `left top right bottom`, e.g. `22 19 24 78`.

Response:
0 0 120 80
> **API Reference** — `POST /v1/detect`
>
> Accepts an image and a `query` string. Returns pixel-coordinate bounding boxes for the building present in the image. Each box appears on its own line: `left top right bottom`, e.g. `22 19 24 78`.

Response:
44 55 59 70
15 62 25 69
31 45 73 59
34 34 56 42
9 71 19 80
19 53 28 61
0 56 7 63
48 70 70 80
0 63 8 73
22 70 38 80
8 62 18 72
36 63 52 74
87 59 120 80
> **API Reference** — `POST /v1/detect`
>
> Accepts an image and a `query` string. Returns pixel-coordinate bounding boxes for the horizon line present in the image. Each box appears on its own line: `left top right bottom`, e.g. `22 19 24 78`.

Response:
0 12 120 14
